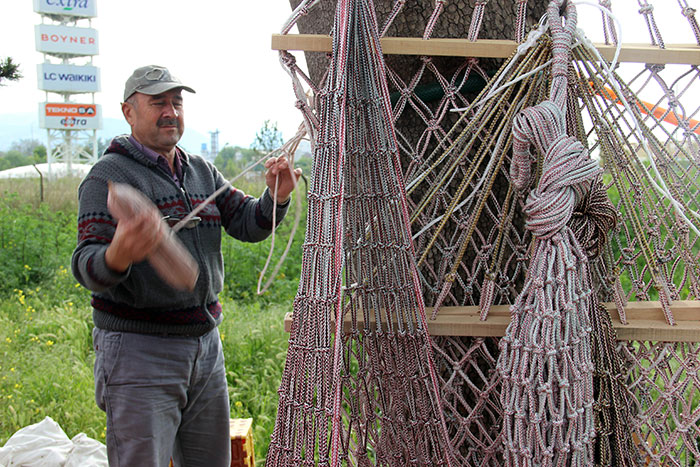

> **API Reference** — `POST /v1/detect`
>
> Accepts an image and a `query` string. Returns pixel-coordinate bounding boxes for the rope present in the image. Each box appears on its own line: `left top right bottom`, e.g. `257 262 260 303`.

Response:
274 0 700 463
409 36 552 315
257 125 307 295
380 0 407 37
573 15 700 240
568 182 640 467
636 0 665 48
498 2 598 464
677 0 700 44
515 0 529 42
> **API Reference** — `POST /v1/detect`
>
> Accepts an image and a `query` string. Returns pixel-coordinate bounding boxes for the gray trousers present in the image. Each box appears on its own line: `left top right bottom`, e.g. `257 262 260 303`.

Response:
93 327 231 467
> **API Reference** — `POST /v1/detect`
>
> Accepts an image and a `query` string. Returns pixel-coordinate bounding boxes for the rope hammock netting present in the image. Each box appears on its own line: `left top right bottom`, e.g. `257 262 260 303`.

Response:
267 0 700 465
268 0 452 464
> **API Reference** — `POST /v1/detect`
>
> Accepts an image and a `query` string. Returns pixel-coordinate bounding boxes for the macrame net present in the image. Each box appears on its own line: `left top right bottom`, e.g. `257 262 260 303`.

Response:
268 0 453 465
271 0 700 465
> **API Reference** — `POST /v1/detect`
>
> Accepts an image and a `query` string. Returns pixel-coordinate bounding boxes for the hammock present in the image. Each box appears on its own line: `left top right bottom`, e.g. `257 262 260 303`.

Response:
272 0 700 465
267 0 452 464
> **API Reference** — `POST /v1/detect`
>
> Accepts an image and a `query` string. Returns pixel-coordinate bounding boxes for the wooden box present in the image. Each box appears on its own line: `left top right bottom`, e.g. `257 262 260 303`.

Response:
230 418 255 467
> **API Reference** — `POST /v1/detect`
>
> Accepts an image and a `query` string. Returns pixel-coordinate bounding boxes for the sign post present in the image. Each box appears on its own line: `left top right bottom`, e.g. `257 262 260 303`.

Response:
34 0 100 178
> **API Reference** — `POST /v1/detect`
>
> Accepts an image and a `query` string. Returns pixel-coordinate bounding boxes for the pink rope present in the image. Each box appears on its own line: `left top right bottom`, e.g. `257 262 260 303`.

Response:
498 1 600 464
269 0 454 464
328 1 351 461
423 0 446 40
515 0 529 42
467 1 489 42
380 0 407 37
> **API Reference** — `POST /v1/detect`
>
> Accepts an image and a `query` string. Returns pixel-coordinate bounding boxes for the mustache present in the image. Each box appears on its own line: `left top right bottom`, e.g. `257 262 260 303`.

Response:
157 118 180 127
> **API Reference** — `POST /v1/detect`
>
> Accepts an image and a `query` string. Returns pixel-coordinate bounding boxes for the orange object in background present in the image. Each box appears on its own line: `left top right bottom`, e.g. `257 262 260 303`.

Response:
590 81 700 135
230 418 255 467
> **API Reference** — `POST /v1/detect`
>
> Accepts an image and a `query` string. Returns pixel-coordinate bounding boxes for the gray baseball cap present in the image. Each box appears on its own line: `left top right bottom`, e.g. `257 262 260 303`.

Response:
123 65 195 101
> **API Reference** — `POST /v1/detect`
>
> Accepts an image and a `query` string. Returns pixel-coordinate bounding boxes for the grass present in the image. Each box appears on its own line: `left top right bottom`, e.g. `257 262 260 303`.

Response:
222 297 290 460
0 176 83 213
0 274 99 439
0 275 290 463
0 176 303 464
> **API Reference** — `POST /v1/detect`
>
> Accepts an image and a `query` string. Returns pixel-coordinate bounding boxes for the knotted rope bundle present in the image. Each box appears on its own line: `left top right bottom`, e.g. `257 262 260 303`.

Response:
497 2 600 465
567 183 616 261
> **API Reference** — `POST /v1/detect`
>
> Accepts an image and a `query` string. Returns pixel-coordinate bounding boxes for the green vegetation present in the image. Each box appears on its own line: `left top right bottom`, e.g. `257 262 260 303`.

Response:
0 139 47 172
0 176 305 463
215 145 266 180
215 120 313 183
213 120 284 180
251 120 284 154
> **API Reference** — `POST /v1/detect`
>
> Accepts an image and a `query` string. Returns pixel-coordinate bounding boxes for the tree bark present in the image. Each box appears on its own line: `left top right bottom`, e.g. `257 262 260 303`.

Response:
288 0 547 84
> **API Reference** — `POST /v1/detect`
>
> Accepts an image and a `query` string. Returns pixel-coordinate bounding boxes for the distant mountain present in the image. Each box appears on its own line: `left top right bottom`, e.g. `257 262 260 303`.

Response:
0 113 210 155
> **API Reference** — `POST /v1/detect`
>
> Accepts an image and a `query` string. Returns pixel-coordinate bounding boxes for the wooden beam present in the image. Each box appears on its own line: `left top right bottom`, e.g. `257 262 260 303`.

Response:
284 300 700 342
271 34 700 65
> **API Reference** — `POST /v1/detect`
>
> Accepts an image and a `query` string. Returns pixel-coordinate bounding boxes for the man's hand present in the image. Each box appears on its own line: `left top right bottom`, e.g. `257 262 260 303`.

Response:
105 209 164 273
264 155 302 204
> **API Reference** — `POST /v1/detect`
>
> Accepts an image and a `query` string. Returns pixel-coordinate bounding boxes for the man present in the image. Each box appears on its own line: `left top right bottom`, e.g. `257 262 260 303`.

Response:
71 65 301 466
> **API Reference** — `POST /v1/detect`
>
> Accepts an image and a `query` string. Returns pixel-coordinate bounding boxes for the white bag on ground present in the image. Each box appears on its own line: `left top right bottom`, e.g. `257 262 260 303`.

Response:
0 417 107 467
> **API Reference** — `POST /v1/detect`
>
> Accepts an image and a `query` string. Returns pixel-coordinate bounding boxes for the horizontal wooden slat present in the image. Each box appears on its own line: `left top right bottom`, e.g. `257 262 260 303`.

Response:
271 34 700 65
284 300 700 342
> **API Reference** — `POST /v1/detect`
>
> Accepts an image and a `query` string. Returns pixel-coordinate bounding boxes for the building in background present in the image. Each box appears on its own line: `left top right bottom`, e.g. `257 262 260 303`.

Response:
34 0 101 178
209 129 219 161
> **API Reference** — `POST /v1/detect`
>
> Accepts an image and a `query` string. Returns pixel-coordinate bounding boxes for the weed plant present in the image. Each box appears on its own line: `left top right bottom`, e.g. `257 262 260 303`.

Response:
0 194 76 296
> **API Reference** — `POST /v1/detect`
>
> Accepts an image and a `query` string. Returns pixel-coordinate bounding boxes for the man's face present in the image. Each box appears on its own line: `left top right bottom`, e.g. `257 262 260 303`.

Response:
121 88 185 155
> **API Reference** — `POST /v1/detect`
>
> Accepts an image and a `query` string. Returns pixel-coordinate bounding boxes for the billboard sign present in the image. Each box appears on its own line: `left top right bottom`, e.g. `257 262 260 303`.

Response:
37 63 100 93
39 102 102 130
35 24 98 56
33 0 97 18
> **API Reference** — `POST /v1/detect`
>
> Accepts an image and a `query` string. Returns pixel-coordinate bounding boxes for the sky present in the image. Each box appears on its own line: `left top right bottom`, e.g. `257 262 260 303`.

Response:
0 1 698 153
0 1 305 151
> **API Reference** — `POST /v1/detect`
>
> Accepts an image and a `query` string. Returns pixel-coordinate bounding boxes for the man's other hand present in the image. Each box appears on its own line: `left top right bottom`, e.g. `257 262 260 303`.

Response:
264 155 302 204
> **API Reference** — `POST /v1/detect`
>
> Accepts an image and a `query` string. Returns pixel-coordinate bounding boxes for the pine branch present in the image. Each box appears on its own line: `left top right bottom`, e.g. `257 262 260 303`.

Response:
0 57 21 85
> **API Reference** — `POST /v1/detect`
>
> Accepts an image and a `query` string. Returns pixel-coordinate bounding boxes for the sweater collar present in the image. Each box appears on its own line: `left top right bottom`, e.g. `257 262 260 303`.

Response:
105 134 191 170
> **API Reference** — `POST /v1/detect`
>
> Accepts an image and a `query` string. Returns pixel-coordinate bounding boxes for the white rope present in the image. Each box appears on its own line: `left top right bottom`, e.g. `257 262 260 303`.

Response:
573 1 622 75
573 2 700 236
450 17 550 113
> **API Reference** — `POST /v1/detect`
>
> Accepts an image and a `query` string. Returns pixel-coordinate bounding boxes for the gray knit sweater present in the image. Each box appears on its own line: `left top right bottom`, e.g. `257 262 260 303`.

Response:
71 135 288 336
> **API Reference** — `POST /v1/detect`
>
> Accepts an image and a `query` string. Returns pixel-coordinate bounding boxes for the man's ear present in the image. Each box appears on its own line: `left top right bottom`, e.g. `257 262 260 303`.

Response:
122 101 135 126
